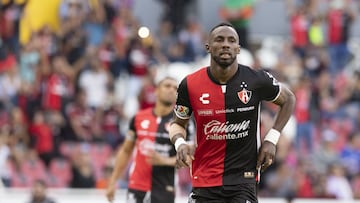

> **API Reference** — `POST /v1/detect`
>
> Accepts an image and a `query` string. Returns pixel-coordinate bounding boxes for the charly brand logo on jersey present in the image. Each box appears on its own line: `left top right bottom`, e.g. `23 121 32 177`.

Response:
204 120 250 140
175 105 190 118
238 82 252 104
199 93 210 104
140 120 150 129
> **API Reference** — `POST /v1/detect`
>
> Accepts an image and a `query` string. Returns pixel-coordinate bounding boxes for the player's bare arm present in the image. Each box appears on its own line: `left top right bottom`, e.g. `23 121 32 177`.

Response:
106 131 136 202
257 84 296 172
146 151 176 166
169 116 194 168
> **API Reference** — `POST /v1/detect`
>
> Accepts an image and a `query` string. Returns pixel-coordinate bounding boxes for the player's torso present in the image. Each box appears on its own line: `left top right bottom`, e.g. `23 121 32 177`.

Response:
129 109 175 192
187 67 262 187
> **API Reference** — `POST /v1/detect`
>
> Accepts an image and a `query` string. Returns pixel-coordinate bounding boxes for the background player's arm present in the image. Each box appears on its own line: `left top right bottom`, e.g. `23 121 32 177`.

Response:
146 151 176 166
106 130 136 202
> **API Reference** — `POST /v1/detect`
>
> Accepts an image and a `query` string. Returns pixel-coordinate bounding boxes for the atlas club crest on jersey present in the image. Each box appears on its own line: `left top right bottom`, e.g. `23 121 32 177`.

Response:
238 82 252 104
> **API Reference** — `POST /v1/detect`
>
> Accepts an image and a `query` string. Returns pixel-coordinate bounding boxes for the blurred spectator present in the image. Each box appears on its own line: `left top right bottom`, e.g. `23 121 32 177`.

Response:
42 53 74 114
157 0 194 34
264 161 296 198
276 40 303 86
83 1 106 46
95 164 113 189
219 0 254 49
311 129 340 174
0 54 21 109
352 174 360 199
312 173 336 198
29 109 55 167
126 37 151 98
0 0 25 56
0 133 11 187
8 107 29 164
308 16 325 48
27 179 56 203
326 163 354 200
348 70 360 104
78 47 112 109
64 88 101 142
18 36 41 86
313 70 339 119
156 20 177 61
293 158 314 198
339 132 360 178
101 86 125 149
178 20 207 62
286 0 309 58
137 65 157 110
293 75 315 153
327 0 355 75
70 144 96 188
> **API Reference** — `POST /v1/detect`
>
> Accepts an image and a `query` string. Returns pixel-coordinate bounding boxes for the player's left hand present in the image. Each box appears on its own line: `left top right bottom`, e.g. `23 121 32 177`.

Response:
106 183 116 202
256 141 276 172
176 144 194 169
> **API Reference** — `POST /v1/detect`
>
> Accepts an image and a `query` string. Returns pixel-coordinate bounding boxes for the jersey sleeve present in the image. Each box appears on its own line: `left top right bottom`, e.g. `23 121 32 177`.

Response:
258 70 281 101
185 116 196 144
126 116 137 141
174 77 193 120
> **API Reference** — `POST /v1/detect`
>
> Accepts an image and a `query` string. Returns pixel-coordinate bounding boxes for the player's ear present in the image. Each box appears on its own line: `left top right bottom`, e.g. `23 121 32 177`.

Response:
205 44 210 52
236 45 241 54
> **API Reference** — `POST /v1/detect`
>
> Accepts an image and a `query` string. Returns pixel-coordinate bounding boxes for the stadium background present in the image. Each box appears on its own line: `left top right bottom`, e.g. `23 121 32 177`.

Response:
0 0 360 202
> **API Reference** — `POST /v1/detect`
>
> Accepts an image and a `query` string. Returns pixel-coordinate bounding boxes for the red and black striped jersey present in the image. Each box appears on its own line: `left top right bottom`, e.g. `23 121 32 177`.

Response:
127 108 175 193
174 65 280 188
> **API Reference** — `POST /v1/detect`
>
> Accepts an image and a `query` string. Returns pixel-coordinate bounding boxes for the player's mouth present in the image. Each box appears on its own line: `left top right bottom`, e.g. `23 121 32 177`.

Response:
220 53 231 59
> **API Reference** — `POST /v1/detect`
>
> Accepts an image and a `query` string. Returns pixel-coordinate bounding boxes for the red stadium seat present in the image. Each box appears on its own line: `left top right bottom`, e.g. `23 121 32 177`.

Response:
48 158 72 187
8 160 29 187
89 143 112 180
59 141 80 159
20 158 49 186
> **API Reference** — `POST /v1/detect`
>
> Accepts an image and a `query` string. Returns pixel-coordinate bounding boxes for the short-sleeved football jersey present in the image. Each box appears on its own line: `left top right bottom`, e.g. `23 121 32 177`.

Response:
174 65 280 188
127 108 175 198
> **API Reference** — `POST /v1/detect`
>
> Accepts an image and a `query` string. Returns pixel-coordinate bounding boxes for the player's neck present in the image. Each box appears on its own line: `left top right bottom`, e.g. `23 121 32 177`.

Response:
210 63 238 84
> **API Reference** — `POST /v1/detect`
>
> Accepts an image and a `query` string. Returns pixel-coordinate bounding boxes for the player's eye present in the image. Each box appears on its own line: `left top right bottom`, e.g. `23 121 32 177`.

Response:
229 38 236 43
214 37 224 42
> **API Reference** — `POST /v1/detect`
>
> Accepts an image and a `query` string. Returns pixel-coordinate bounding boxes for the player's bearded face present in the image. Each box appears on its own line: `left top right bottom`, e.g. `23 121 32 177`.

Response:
208 27 239 69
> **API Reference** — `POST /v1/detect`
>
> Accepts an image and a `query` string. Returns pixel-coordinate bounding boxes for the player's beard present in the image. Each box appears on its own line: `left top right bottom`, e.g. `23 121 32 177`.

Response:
212 55 237 69
160 99 174 107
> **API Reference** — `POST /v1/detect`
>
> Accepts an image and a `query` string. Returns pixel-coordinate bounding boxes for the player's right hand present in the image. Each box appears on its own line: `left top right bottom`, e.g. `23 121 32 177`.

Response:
106 183 116 202
176 144 194 168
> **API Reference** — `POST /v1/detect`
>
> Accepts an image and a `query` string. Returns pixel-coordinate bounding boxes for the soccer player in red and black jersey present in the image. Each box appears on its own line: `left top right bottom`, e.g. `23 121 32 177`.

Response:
169 22 296 203
106 76 181 203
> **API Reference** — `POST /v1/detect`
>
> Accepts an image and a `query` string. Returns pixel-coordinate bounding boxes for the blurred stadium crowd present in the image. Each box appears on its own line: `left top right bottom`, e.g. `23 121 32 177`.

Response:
0 0 359 201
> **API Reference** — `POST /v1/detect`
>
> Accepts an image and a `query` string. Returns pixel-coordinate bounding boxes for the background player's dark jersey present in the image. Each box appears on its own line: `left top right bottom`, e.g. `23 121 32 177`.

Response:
174 65 280 188
128 108 175 196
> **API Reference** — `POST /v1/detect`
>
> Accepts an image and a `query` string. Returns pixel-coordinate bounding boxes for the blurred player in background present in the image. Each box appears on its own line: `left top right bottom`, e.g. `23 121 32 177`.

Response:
106 76 191 203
